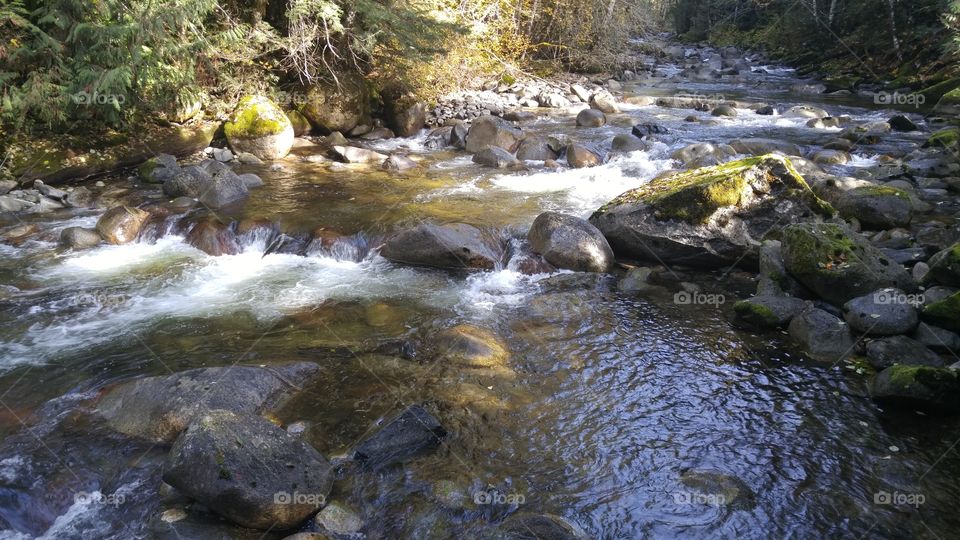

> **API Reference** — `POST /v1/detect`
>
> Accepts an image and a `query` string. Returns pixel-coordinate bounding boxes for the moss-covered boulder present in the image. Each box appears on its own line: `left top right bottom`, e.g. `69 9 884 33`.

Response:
285 109 312 137
934 87 960 116
926 244 960 287
589 154 833 269
924 128 960 149
733 296 807 330
780 223 914 305
299 72 370 134
834 185 913 230
922 291 960 333
871 365 960 413
224 95 294 160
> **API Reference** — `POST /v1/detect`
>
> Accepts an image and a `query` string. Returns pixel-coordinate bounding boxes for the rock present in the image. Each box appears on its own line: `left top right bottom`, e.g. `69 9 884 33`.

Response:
610 134 647 153
566 143 601 168
670 143 737 168
575 108 606 127
711 104 737 117
913 261 931 282
780 223 913 305
450 122 468 149
871 365 960 413
679 469 755 510
503 110 537 122
186 219 240 256
589 92 619 113
538 92 571 108
473 146 520 168
59 227 102 250
95 205 150 244
224 95 295 159
380 222 502 270
498 514 587 540
913 322 960 352
516 136 558 161
353 405 446 470
888 115 919 132
213 147 234 162
843 289 919 335
94 362 321 442
286 110 312 137
527 212 615 272
0 180 17 195
730 138 802 156
164 166 210 198
299 73 369 133
382 154 418 171
465 115 523 153
758 240 808 297
834 186 913 229
571 84 592 102
925 243 960 287
331 145 388 164
138 154 180 184
788 307 855 362
163 410 333 530
388 100 427 137
433 324 509 368
922 291 960 333
237 152 265 165
198 169 249 209
314 501 363 536
733 296 807 330
933 88 960 116
811 149 850 165
360 127 395 140
632 123 669 137
807 117 841 129
824 138 855 152
925 128 959 149
865 335 944 370
325 131 349 147
756 105 777 115
237 173 265 189
784 105 829 119
591 155 833 269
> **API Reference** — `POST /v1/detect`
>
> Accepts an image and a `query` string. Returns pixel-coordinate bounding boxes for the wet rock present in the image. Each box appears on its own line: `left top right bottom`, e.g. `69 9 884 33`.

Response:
806 117 842 129
0 179 17 195
679 469 755 510
589 92 619 114
566 143 601 168
353 404 447 470
888 115 919 132
465 115 523 153
528 212 614 273
380 222 502 270
758 240 808 297
781 223 913 305
139 154 180 184
733 296 807 330
382 154 418 171
163 409 333 530
95 205 150 244
591 155 832 269
576 108 606 128
314 501 363 536
824 138 855 152
784 105 829 119
237 152 265 165
94 362 321 442
516 136 558 161
711 104 737 117
450 122 468 149
163 166 211 198
0 195 31 212
632 122 669 137
498 514 587 540
59 227 102 250
670 142 736 168
865 335 943 370
237 173 265 189
788 307 855 362
360 127 395 140
198 169 249 209
871 365 960 413
611 134 647 153
472 146 520 169
730 138 801 156
913 322 960 353
925 243 960 287
843 289 919 335
299 73 369 134
433 324 509 368
922 291 960 333
331 145 388 164
756 105 777 115
811 149 850 165
224 95 295 159
503 110 537 122
834 186 913 229
186 219 240 256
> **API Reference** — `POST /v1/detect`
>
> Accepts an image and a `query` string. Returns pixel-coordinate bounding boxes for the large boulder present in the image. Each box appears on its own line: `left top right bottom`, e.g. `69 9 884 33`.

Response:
589 91 619 113
788 307 855 362
95 206 151 244
353 405 447 470
139 153 180 184
528 212 614 272
933 88 960 116
224 95 294 160
163 166 212 198
843 289 919 335
59 226 102 250
575 108 606 127
516 136 558 161
386 98 427 137
380 222 503 270
163 410 333 530
198 168 249 209
925 244 960 287
834 186 913 230
465 116 523 153
871 365 960 413
589 155 833 269
781 223 913 305
285 109 312 137
922 291 960 333
566 143 601 168
94 363 321 443
299 73 370 134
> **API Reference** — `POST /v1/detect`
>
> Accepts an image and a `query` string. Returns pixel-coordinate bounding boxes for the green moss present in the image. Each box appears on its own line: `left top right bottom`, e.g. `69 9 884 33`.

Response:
594 154 832 224
734 300 779 329
922 291 960 333
781 222 863 275
926 128 960 149
847 185 911 201
845 356 875 376
224 95 291 139
918 78 960 102
883 364 957 390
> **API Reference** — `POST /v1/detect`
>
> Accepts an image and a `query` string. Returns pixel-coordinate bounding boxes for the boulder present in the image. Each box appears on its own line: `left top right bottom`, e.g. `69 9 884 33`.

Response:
843 290 919 335
610 134 647 153
139 154 180 184
472 146 520 169
788 307 855 362
163 410 333 530
632 123 669 137
331 145 388 164
784 105 829 119
198 169 249 209
913 322 960 353
671 143 737 168
730 138 802 156
516 137 558 161
433 324 509 368
711 104 737 117
59 227 102 250
503 110 537 122
163 167 211 198
237 173 265 189
758 240 808 297
380 222 502 270
589 92 619 114
922 291 960 333
465 116 523 153
95 206 151 244
733 296 807 330
888 115 919 132
575 108 606 127
834 186 912 230
925 244 960 287
382 154 419 171
224 95 295 159
94 362 321 443
811 149 850 165
299 73 369 133
527 212 615 272
933 88 960 116
590 155 833 269
353 405 446 470
360 127 395 140
781 223 913 305
285 110 312 137
186 219 241 256
756 105 777 115
388 100 427 137
566 143 601 168
865 335 944 370
871 365 960 412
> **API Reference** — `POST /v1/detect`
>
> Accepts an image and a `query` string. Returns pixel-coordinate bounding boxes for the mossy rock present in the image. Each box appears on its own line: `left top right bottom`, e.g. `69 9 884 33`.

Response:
224 95 294 159
871 364 960 413
834 185 913 229
925 243 960 287
733 296 806 330
285 109 312 137
922 291 960 333
298 72 370 134
934 88 960 116
918 77 960 103
925 128 960 149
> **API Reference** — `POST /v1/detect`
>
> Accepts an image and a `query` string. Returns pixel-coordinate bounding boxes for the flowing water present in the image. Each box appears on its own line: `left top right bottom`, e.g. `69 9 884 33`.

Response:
1 42 959 539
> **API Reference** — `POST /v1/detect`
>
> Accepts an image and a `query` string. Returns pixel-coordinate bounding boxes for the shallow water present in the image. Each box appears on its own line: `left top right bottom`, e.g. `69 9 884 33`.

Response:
1 43 959 539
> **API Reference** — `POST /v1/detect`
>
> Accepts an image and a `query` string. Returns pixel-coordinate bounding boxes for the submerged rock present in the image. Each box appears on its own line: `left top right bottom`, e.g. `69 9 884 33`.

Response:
433 324 510 368
163 410 333 530
528 212 614 273
96 205 151 244
590 155 833 269
871 365 960 413
788 307 855 362
353 404 447 470
380 222 503 270
314 501 363 536
678 469 756 510
224 95 294 159
498 513 587 540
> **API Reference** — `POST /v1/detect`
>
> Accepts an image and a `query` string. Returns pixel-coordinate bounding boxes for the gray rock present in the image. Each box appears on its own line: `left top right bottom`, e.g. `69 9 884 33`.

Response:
528 212 615 272
465 115 522 153
0 180 17 195
843 289 919 335
670 142 737 168
610 134 647 153
784 105 829 119
198 169 249 208
575 108 606 127
331 145 388 164
502 110 537 122
212 148 234 162
472 146 520 169
888 115 919 132
924 286 959 305
811 149 850 165
516 137 558 161
865 335 944 370
835 186 913 229
925 243 960 287
237 173 264 189
382 154 419 171
733 296 807 330
788 307 855 362
164 166 212 198
59 227 102 250
353 405 446 470
314 501 363 535
380 222 503 270
237 152 265 165
0 196 33 213
589 92 619 113
913 322 960 352
871 365 960 412
163 410 333 530
711 104 737 117
913 261 930 282
759 240 808 297
730 138 802 156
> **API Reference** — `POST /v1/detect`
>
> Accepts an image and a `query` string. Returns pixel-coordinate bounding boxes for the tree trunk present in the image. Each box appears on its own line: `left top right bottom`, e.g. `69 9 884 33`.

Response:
887 0 902 60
